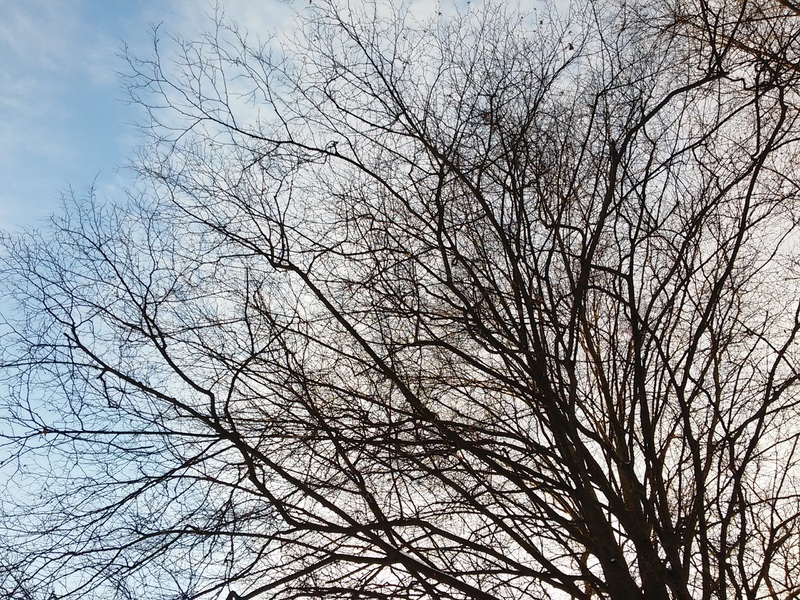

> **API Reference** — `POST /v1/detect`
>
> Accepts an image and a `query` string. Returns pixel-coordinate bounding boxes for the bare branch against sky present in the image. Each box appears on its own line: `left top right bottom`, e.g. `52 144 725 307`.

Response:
2 1 800 598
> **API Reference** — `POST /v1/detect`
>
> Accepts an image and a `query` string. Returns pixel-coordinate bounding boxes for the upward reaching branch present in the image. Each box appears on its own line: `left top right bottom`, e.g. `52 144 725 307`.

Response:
3 1 800 598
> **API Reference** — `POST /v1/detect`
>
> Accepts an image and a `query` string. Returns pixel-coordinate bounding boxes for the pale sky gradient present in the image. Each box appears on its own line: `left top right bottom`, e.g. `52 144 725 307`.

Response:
0 0 293 231
0 0 520 231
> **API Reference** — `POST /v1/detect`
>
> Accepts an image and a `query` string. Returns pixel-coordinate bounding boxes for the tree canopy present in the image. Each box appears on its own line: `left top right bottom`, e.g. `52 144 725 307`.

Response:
3 1 800 598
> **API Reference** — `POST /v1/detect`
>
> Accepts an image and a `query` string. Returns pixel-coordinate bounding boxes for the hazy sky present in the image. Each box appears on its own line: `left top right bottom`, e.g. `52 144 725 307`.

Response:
0 0 293 231
0 0 507 231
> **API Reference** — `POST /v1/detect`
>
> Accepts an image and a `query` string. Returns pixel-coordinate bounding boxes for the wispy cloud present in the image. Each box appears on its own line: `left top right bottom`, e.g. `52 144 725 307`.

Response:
0 1 146 229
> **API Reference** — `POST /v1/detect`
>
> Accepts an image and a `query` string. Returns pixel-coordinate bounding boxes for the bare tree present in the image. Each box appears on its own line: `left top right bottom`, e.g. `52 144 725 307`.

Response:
3 1 800 598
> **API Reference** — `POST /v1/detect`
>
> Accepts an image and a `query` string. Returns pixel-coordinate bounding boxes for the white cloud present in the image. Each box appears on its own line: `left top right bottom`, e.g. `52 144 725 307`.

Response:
0 1 82 70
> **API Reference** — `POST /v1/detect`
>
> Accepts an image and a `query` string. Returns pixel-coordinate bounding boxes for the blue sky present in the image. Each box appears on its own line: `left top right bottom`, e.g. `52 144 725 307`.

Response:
0 0 292 231
1 1 148 229
0 0 485 231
